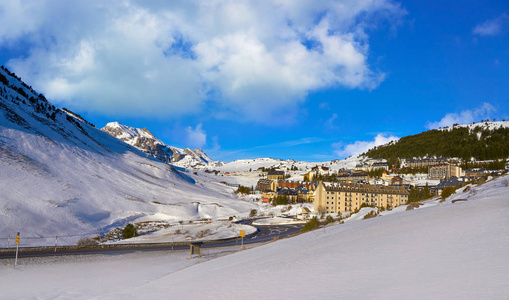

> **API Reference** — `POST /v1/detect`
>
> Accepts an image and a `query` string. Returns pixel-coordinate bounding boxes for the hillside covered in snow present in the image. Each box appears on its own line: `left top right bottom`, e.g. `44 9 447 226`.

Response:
0 67 256 245
2 174 507 299
205 156 361 173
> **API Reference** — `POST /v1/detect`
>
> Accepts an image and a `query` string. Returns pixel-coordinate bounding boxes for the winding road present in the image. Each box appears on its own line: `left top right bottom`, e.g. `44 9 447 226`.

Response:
0 219 305 259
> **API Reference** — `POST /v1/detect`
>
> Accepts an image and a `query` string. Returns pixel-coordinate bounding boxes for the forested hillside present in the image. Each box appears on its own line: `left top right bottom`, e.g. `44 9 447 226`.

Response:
364 124 509 163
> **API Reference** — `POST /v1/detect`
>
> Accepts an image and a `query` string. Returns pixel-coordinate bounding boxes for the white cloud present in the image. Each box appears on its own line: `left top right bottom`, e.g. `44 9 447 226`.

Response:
0 1 46 43
473 13 508 36
426 103 496 130
325 113 339 129
319 102 330 110
185 123 206 148
333 133 399 158
0 0 405 122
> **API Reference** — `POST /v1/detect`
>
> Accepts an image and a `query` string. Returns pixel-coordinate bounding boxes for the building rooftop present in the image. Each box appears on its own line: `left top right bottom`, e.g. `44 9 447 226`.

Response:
337 173 368 178
436 177 467 189
268 171 285 175
322 182 409 195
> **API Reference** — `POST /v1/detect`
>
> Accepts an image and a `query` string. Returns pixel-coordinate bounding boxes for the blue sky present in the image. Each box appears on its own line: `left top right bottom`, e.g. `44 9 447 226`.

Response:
0 0 508 162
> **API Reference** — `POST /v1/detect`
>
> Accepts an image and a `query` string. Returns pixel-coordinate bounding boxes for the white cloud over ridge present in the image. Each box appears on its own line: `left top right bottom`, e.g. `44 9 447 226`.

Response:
426 103 496 130
333 133 399 158
0 0 405 122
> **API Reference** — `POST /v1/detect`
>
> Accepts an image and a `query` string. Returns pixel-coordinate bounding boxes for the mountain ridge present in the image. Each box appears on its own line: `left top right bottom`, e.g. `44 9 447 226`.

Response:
101 121 213 167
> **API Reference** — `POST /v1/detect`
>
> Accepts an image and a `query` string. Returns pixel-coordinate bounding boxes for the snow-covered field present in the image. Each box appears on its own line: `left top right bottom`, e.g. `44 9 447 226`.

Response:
112 221 257 244
2 175 507 299
401 173 440 186
251 217 306 225
207 156 361 174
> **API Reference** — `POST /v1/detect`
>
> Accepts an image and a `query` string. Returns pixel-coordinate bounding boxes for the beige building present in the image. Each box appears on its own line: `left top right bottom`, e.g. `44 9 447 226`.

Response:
405 158 448 168
298 188 315 203
304 165 330 181
314 181 409 214
304 171 316 181
267 171 285 180
256 179 277 192
429 164 462 180
355 160 389 172
336 173 368 183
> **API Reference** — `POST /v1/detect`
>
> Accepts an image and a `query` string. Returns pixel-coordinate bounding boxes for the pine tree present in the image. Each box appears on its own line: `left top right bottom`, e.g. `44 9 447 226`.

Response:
122 223 138 239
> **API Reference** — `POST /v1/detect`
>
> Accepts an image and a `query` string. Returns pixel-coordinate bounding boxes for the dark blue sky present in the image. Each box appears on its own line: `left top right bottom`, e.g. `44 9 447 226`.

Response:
0 0 507 161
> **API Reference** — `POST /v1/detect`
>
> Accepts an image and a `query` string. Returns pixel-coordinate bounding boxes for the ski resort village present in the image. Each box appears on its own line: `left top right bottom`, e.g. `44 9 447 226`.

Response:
1 1 509 299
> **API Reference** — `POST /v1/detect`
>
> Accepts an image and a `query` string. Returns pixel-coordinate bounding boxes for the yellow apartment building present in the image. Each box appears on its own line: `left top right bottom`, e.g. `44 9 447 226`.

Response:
314 181 409 214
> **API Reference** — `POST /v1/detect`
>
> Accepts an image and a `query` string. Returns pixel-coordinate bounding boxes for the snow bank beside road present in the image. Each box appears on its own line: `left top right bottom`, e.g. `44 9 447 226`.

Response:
112 221 257 244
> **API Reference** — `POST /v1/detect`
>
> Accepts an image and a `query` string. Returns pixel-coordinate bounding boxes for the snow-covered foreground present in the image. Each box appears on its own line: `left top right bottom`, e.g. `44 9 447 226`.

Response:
0 248 238 299
2 176 508 299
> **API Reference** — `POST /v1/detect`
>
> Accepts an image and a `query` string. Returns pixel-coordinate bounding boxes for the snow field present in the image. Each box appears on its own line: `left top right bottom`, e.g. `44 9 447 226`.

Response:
0 245 257 299
111 221 257 244
2 176 507 299
109 175 507 299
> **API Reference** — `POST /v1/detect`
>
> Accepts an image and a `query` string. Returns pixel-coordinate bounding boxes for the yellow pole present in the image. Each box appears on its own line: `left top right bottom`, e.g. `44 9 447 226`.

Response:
15 232 19 266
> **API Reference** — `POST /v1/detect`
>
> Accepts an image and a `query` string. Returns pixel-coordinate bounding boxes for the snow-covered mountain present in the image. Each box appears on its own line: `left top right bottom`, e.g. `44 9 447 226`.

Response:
0 66 255 245
440 120 509 132
101 121 213 168
101 123 363 173
207 156 361 173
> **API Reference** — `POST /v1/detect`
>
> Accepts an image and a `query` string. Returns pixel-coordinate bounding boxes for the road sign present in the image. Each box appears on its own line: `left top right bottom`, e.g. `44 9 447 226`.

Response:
15 232 19 266
239 230 245 250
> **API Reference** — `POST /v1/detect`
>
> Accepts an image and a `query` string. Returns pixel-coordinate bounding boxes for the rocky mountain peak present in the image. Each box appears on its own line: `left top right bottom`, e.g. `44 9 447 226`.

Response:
101 122 213 167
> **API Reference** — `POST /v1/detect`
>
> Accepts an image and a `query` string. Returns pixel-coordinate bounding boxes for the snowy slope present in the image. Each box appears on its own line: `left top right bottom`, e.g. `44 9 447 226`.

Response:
440 120 509 132
0 67 255 245
2 175 507 299
209 156 361 173
101 121 213 167
145 175 505 299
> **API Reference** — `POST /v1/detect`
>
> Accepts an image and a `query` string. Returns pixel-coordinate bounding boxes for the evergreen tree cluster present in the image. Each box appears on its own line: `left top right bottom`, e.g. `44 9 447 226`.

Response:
314 173 338 182
121 223 139 239
272 195 289 206
364 126 509 163
408 184 432 203
235 185 251 195
301 217 320 233
0 73 8 85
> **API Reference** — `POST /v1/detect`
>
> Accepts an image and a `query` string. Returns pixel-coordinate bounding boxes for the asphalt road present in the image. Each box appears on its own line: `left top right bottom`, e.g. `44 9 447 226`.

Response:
0 219 304 259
